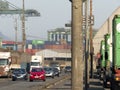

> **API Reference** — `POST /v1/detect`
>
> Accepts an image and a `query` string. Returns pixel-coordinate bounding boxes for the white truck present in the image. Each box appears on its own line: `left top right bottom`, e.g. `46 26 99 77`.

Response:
0 52 11 77
0 52 21 77
30 55 43 69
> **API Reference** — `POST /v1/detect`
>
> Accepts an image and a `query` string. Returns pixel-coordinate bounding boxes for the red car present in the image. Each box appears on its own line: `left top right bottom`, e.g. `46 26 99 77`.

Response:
28 67 46 82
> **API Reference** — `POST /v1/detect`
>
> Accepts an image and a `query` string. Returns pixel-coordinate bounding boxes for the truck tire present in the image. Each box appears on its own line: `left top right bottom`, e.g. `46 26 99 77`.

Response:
103 80 107 88
110 81 119 90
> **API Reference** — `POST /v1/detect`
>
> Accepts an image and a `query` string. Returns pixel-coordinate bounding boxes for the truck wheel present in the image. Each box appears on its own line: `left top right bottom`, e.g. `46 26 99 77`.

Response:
103 80 108 88
110 81 118 90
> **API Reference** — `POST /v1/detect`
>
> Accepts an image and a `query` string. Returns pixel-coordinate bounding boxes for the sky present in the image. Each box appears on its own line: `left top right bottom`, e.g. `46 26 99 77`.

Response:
0 0 120 41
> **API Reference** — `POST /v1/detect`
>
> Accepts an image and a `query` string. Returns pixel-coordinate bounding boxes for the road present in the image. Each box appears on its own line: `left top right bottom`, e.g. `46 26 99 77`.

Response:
0 72 110 90
43 72 110 90
0 72 70 90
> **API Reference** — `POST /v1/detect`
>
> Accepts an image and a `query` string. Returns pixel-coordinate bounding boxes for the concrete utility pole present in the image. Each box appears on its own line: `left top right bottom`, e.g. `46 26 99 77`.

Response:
89 0 94 78
22 0 26 52
14 18 18 51
71 0 84 90
84 0 90 89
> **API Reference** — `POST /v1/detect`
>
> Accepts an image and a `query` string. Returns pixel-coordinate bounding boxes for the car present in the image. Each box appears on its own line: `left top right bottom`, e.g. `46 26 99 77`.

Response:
44 67 55 78
12 68 27 81
53 67 60 77
28 67 46 82
64 66 71 73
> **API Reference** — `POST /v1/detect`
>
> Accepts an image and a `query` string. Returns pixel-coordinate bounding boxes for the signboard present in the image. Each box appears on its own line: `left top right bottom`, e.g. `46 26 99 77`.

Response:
32 40 45 45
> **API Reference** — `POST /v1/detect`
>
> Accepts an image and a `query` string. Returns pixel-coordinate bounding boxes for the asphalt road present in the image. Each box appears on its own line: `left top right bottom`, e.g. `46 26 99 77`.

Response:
0 72 110 90
0 72 69 90
43 73 110 90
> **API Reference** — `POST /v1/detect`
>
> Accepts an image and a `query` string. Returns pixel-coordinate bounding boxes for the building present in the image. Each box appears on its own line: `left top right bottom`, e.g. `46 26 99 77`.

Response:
48 28 71 43
93 6 120 55
35 49 71 66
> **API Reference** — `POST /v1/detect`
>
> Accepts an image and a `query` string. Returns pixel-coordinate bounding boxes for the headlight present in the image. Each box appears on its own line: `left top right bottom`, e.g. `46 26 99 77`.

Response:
12 74 16 77
115 77 120 81
4 66 9 72
30 74 33 77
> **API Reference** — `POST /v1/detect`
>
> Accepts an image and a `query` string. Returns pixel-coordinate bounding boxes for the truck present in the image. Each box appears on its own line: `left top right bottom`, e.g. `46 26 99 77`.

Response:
30 55 43 69
109 15 120 90
0 52 12 77
99 15 120 90
97 40 105 80
102 33 111 88
0 52 20 77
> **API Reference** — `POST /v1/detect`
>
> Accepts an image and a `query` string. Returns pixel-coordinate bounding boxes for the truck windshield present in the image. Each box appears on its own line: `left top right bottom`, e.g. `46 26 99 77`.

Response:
31 62 40 66
0 59 8 66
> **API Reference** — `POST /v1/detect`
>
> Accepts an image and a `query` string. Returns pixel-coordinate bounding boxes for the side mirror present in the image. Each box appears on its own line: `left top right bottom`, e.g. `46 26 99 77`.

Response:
105 51 108 60
96 66 100 69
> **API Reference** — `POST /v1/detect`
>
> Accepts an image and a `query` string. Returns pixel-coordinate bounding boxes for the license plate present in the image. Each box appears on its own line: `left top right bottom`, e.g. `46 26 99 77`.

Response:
35 76 38 78
118 83 120 86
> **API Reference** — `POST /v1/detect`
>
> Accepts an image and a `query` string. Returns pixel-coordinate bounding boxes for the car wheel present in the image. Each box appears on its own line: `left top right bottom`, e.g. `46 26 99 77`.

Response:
29 79 33 82
24 77 27 80
43 79 46 82
52 75 54 78
12 78 16 81
57 74 59 77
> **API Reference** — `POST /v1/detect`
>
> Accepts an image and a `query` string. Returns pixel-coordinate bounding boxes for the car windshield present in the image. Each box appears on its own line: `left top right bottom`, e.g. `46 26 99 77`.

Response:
13 69 26 74
0 59 8 66
53 68 59 71
31 62 40 66
44 67 52 71
31 68 43 72
65 66 71 69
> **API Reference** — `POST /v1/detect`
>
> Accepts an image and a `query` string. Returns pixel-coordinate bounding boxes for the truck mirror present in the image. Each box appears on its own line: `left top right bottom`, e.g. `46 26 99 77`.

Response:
96 66 100 69
105 52 108 60
101 55 103 59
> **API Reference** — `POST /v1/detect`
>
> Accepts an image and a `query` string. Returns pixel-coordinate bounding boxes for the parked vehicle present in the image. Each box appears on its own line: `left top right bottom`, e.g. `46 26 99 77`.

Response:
44 67 55 78
99 40 106 80
28 67 46 82
64 66 71 73
102 34 111 88
98 15 120 90
12 68 27 81
109 15 120 90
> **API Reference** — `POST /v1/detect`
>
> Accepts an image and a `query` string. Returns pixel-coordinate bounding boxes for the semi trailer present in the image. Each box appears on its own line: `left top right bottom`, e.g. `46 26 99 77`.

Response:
110 15 120 90
99 15 120 90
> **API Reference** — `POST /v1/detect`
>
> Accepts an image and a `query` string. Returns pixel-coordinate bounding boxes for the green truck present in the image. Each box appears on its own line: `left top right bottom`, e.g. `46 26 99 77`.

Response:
110 15 120 90
98 15 120 90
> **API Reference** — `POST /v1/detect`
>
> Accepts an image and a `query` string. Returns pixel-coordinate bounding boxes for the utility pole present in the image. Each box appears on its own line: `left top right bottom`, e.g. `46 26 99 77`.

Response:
14 18 18 51
71 0 84 90
84 0 89 89
89 0 94 78
22 0 26 52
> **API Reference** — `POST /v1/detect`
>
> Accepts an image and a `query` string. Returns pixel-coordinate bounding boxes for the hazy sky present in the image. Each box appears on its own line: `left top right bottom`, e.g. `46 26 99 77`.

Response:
0 0 120 41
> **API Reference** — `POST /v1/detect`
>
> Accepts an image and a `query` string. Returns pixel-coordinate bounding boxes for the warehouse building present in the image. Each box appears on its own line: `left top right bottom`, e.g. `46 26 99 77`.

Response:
93 6 120 55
